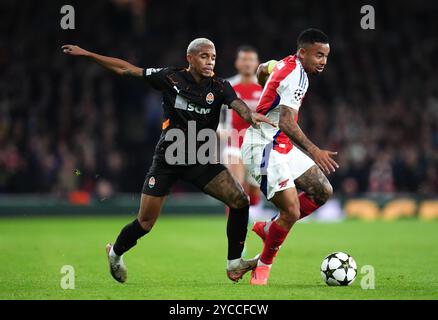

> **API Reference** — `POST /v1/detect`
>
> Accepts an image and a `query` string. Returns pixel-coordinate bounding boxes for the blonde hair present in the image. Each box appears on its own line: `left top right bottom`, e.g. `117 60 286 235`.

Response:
187 38 215 55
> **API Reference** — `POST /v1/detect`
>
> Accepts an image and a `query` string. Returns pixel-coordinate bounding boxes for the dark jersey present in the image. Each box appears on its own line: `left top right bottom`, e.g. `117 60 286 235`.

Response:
143 67 238 165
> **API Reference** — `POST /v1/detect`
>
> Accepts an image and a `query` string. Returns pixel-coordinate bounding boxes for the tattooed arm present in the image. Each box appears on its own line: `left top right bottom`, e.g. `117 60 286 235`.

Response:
61 45 143 77
230 99 275 128
279 105 339 174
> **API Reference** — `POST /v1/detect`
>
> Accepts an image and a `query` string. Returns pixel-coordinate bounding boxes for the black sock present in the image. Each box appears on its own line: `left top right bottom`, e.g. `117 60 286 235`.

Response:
227 205 249 260
113 219 148 256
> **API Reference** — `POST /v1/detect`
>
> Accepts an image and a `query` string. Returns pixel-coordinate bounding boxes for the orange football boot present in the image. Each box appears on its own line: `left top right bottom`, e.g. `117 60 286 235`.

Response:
252 221 267 242
250 265 271 285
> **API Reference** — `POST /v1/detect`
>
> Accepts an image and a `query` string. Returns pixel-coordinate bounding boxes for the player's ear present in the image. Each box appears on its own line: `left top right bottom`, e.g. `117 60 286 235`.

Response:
297 47 305 59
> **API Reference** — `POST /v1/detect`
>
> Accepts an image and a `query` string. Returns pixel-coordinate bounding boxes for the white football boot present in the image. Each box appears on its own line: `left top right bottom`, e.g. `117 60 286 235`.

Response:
226 254 260 283
105 243 127 283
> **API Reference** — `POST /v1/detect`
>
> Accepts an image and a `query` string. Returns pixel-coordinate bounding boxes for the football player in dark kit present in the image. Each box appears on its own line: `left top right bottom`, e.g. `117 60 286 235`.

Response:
62 38 274 283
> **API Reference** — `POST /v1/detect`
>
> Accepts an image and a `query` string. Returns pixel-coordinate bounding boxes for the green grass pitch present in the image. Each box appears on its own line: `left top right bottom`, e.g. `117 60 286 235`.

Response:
0 215 437 299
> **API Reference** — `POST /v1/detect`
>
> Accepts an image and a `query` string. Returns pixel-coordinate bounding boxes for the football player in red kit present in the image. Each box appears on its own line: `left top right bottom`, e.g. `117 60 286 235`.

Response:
242 29 338 285
219 46 275 222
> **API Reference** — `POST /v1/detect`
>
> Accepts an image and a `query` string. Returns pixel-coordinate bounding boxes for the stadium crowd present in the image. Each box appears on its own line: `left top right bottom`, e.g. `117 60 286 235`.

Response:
1 0 437 197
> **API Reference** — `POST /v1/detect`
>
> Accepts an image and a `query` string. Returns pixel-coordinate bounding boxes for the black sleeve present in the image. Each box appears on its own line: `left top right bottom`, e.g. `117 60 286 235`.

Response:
142 67 168 90
222 80 238 107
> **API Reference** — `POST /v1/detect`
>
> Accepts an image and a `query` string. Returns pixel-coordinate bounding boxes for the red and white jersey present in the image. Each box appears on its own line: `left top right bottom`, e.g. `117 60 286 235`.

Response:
225 75 263 132
252 55 309 154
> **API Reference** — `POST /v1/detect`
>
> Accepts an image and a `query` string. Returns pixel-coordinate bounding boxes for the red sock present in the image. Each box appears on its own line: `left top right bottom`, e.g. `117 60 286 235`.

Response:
249 190 261 206
298 192 320 220
260 221 289 265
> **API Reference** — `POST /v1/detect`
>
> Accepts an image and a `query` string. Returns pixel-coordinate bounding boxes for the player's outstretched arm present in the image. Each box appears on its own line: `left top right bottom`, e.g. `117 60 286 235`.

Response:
279 105 339 175
230 99 275 128
61 45 143 77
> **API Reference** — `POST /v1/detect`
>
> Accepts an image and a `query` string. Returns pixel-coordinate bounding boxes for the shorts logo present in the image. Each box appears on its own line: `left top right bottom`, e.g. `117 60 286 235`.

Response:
278 179 289 188
148 176 156 189
206 92 214 104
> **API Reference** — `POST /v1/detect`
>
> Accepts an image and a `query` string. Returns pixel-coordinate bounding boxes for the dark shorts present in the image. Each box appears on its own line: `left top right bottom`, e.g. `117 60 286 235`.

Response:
142 158 227 197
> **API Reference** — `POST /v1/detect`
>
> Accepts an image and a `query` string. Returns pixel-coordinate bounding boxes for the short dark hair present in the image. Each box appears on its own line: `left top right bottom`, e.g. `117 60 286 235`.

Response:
236 45 258 55
297 28 329 48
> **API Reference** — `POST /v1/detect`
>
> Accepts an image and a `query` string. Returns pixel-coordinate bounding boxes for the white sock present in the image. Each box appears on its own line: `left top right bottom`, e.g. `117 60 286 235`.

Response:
109 246 121 261
264 220 272 235
227 258 241 270
257 260 272 268
263 213 280 233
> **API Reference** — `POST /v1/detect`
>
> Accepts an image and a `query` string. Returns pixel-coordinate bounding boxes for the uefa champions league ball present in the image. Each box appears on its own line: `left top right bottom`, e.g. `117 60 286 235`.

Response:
320 252 357 286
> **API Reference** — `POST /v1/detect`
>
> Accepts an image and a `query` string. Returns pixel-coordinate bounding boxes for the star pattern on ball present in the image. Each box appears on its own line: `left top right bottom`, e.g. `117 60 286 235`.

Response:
321 253 357 286
325 267 336 280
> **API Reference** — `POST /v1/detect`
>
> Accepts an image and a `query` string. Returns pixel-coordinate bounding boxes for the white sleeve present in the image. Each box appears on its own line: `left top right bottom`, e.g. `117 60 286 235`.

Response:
276 68 307 111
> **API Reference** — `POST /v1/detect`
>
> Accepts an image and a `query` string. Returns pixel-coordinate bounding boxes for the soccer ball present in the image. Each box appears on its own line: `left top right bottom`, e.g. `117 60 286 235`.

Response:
320 252 357 286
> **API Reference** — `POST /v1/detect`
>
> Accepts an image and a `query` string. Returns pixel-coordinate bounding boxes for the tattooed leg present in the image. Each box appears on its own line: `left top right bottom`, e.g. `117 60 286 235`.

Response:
293 165 333 219
203 170 249 209
295 165 333 205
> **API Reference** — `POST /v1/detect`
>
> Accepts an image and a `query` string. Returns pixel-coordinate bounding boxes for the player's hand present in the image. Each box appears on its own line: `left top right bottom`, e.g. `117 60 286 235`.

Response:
309 148 339 175
61 45 89 56
250 113 276 128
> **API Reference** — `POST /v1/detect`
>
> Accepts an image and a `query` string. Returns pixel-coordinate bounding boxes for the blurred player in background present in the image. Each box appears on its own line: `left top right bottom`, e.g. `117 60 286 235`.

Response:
219 46 276 222
242 29 338 285
62 38 274 284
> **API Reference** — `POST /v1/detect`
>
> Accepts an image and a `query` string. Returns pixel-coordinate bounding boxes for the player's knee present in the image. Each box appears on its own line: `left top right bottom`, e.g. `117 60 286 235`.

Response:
281 203 300 225
228 191 250 209
137 214 157 233
318 182 333 205
137 219 154 233
325 182 333 200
